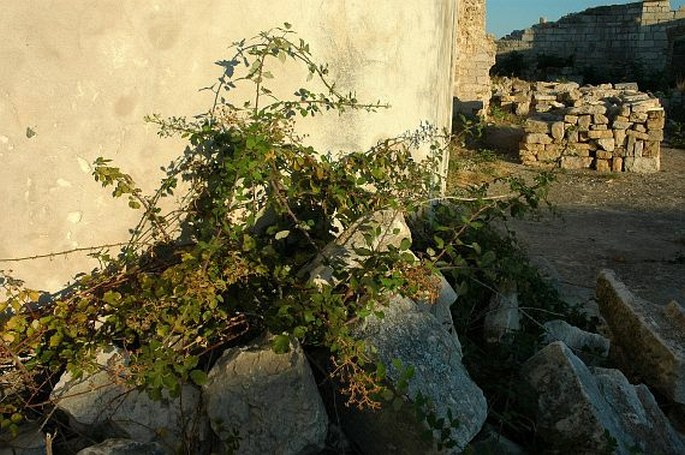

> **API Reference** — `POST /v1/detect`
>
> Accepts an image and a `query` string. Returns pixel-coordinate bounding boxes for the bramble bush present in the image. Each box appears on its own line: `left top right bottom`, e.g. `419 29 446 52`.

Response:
0 24 565 452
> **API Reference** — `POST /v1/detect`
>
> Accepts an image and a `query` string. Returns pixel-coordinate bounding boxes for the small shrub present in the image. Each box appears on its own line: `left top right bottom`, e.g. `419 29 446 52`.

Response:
1 25 557 452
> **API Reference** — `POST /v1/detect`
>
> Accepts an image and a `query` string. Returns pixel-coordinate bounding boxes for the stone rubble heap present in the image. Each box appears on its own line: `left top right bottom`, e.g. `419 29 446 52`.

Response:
493 79 665 173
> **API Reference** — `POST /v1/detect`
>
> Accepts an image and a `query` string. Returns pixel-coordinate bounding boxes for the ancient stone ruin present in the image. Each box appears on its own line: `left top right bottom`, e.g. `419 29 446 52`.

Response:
453 0 496 117
493 78 665 172
496 0 685 82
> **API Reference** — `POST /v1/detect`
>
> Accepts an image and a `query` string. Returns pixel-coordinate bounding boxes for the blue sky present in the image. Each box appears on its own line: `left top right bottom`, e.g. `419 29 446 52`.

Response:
487 0 685 38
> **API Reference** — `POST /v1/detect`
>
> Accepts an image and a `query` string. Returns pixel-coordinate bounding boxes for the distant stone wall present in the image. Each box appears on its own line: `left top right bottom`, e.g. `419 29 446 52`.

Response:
496 1 685 83
453 0 495 116
504 81 665 173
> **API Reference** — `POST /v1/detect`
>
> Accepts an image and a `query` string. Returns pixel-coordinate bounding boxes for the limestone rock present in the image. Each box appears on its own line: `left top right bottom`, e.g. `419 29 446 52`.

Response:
594 368 685 455
483 281 520 343
306 209 412 286
51 347 204 453
342 296 487 454
417 272 459 336
624 156 660 173
0 424 45 455
203 335 328 455
596 269 685 404
524 341 685 454
467 425 526 454
76 439 166 455
542 319 609 364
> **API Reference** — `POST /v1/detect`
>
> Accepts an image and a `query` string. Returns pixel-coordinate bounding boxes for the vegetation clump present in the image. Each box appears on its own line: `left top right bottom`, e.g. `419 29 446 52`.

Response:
0 25 577 452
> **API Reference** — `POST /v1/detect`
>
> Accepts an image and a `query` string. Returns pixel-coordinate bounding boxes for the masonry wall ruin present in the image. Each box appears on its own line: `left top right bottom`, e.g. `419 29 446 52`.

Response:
496 1 685 83
493 80 665 173
454 0 496 117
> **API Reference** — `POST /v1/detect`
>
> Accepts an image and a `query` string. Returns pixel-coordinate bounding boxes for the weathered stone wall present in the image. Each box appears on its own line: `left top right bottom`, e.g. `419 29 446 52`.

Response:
496 1 685 82
454 0 496 117
508 81 665 173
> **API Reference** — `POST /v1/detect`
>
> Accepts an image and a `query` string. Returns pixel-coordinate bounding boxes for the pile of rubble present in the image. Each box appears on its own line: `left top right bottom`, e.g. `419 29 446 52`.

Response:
492 79 665 173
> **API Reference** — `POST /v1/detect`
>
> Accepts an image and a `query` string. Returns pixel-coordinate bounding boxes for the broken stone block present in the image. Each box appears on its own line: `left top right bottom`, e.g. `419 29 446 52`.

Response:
648 129 664 142
578 115 592 131
550 121 565 141
484 281 520 343
614 129 627 147
624 156 660 173
612 117 631 130
542 319 610 364
612 157 624 172
596 137 615 152
643 140 660 158
587 130 614 139
594 113 609 124
204 335 328 455
523 133 553 145
0 424 45 455
597 269 685 404
629 112 649 123
561 156 593 169
51 348 205 452
76 439 167 455
569 104 607 115
523 119 550 134
630 99 661 112
467 425 525 454
615 82 639 91
524 342 685 454
343 296 487 454
595 159 611 173
538 144 562 162
594 368 685 455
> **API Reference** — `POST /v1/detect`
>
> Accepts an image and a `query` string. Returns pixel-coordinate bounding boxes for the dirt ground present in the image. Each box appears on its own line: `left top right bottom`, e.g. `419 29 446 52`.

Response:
500 146 685 308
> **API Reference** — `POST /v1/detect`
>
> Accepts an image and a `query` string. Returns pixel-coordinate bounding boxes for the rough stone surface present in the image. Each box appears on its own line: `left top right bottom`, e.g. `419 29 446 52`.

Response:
467 425 525 454
343 296 487 454
496 1 680 81
453 0 495 117
524 341 685 454
0 425 45 455
542 319 610 364
76 439 167 455
51 348 204 453
493 78 663 172
483 281 520 343
307 210 412 286
594 368 685 455
596 269 685 404
203 335 328 455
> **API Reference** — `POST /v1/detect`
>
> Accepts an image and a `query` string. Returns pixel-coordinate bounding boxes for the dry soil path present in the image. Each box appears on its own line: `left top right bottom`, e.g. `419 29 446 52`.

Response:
506 147 685 308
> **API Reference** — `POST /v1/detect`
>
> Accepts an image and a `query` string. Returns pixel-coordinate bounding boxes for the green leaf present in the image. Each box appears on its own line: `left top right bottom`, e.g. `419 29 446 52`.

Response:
189 369 208 386
399 237 411 251
293 326 307 338
271 334 291 354
274 230 290 240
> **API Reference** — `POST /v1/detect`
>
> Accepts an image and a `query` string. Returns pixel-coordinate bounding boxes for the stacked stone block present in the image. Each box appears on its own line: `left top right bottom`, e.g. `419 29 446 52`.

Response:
453 0 496 117
518 82 664 173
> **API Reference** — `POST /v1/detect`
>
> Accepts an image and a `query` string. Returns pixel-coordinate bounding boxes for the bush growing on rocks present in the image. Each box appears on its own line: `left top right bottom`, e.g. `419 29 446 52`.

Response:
0 26 556 453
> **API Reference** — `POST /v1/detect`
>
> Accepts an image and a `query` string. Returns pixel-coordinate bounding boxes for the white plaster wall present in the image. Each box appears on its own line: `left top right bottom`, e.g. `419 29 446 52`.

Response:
0 1 456 291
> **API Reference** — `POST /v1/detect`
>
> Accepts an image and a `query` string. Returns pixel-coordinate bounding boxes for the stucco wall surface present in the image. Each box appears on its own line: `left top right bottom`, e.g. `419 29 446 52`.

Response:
0 1 456 291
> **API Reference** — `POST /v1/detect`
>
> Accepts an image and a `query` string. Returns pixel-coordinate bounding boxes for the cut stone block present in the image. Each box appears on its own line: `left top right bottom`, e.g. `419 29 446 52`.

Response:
597 269 685 404
624 156 660 173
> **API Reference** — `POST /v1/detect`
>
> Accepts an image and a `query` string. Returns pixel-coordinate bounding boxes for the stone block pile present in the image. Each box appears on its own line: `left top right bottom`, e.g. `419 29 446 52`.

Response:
512 81 664 173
